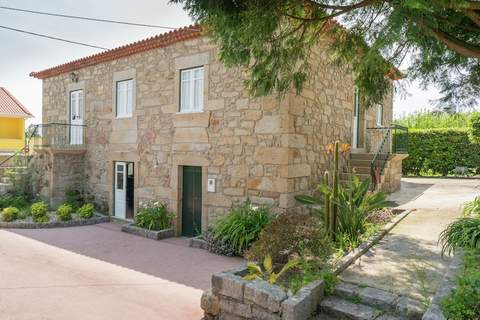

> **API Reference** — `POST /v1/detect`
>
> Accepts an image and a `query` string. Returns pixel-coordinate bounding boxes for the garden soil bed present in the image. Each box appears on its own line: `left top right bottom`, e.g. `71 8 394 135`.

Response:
121 223 174 240
0 212 110 229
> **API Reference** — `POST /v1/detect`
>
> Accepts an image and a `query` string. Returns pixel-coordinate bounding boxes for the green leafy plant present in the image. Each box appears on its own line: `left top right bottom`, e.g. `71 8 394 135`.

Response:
244 255 300 284
0 195 28 210
210 200 272 255
78 203 95 219
441 249 480 320
64 188 84 211
439 218 480 256
396 129 480 176
469 112 480 144
30 201 49 223
56 204 73 221
396 111 474 129
462 197 480 217
335 176 389 247
5 159 38 201
245 213 332 264
17 208 30 220
1 207 19 222
134 203 173 231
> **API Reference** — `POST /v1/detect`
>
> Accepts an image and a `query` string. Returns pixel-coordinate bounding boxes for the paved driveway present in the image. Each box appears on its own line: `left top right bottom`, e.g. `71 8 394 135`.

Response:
0 222 243 320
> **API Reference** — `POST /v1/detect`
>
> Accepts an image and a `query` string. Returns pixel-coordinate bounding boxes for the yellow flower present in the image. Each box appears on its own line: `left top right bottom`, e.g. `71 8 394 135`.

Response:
326 143 334 155
340 143 351 156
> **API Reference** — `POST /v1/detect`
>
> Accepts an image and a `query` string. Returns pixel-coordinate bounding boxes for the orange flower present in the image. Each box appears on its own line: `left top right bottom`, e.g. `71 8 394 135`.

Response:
340 143 351 156
326 143 334 155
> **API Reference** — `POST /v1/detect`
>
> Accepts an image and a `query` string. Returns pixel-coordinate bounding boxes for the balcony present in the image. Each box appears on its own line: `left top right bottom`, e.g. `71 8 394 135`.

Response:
33 123 87 153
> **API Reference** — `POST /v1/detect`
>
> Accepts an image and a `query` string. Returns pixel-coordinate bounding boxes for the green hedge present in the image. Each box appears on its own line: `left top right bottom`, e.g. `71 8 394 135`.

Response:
397 128 480 176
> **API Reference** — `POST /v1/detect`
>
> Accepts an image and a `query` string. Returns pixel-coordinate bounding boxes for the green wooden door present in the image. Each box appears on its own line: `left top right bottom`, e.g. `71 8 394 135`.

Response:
182 166 202 237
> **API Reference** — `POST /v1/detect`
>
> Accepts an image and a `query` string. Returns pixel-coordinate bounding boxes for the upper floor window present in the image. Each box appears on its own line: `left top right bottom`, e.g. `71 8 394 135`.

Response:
180 67 204 113
116 79 133 118
376 104 384 126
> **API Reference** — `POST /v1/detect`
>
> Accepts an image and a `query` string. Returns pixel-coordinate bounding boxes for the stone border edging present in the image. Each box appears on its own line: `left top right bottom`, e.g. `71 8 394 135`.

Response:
422 251 464 320
121 223 174 240
0 213 110 229
334 208 414 275
190 235 208 249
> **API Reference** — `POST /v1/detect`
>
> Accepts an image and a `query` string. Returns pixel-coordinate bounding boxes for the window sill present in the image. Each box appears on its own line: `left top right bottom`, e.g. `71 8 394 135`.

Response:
176 111 205 115
115 115 134 119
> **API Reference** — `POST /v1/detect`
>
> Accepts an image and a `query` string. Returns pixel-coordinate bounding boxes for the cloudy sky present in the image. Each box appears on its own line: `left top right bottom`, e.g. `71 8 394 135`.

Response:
0 0 444 125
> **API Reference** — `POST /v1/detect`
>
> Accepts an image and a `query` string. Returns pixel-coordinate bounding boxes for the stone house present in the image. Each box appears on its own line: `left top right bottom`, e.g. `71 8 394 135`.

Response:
30 25 405 237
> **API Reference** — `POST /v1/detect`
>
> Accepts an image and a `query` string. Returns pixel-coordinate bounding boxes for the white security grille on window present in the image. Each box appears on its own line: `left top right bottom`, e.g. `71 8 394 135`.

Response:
116 79 133 117
180 67 204 112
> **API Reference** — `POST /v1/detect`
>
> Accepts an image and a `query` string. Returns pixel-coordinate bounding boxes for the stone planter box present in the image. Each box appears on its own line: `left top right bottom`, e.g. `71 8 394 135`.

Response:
189 235 208 250
0 213 109 229
202 265 325 320
121 223 174 240
202 209 414 320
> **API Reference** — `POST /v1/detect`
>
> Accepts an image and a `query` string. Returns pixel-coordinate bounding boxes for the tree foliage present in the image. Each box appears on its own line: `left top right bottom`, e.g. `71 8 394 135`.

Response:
171 0 480 108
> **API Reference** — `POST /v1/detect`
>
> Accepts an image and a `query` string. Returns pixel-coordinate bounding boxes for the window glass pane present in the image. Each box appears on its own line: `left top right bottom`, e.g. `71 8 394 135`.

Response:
194 76 203 111
117 81 126 117
181 70 191 112
78 91 84 119
126 80 133 116
116 172 124 190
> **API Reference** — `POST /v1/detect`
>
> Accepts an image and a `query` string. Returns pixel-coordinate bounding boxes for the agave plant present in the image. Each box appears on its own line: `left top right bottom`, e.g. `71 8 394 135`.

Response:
439 217 480 256
244 255 300 284
462 196 480 217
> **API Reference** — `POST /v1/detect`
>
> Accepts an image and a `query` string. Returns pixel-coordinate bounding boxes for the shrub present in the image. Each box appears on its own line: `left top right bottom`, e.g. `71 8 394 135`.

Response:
245 213 333 264
441 249 480 320
1 207 19 222
469 112 480 144
0 195 28 210
78 203 95 219
209 200 272 256
17 208 30 220
204 231 237 256
366 208 395 224
56 204 73 221
396 129 480 176
5 159 38 201
64 188 84 210
396 111 473 129
462 197 480 217
439 218 480 256
244 255 300 284
31 201 49 223
134 203 173 230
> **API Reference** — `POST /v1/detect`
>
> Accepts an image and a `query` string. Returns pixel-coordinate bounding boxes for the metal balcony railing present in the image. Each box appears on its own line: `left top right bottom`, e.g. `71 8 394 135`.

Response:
32 123 86 150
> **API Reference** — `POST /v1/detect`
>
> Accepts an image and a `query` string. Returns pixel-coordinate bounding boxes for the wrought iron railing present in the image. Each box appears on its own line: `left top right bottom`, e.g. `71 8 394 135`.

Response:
367 124 409 187
0 125 38 168
32 123 86 150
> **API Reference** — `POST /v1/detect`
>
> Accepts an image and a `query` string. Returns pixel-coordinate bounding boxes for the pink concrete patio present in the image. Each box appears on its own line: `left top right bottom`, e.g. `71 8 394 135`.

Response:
0 222 243 320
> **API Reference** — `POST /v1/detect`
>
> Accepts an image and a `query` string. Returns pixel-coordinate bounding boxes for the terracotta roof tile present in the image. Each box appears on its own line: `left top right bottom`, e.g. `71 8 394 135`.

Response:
0 87 33 118
30 24 202 79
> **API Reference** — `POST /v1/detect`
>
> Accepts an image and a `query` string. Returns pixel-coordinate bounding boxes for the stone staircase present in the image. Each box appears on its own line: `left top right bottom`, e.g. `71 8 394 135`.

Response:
315 281 425 320
0 176 12 195
341 153 391 191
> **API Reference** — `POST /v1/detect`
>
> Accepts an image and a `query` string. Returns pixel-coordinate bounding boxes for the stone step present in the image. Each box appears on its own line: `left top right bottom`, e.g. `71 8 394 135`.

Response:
340 173 371 181
318 296 407 320
0 183 12 195
350 159 373 167
344 166 371 174
350 153 376 161
334 282 400 313
1 176 10 184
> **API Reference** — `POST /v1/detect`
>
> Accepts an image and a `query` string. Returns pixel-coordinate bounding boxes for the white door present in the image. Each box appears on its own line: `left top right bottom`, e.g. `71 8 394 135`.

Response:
70 90 84 145
115 162 126 219
352 89 359 148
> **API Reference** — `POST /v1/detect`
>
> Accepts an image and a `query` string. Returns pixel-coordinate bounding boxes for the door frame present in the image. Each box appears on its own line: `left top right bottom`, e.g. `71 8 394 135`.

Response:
352 88 366 152
112 160 135 220
172 156 209 237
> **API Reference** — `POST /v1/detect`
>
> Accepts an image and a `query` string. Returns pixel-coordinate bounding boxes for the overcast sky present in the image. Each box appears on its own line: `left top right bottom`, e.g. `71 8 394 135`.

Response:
0 0 447 125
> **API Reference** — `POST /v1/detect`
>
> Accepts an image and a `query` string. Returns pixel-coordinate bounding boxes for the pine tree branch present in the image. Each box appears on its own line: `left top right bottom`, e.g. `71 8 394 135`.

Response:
416 19 480 58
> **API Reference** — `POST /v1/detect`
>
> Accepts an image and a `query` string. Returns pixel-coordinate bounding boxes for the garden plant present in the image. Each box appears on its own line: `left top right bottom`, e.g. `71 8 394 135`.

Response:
134 202 173 231
78 203 95 219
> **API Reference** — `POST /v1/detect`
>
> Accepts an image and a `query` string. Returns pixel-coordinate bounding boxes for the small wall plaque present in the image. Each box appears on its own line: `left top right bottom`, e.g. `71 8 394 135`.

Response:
207 178 216 192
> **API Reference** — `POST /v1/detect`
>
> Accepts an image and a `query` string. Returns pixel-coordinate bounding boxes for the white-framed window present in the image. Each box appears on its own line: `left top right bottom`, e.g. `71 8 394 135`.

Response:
376 104 384 126
116 79 133 118
180 66 204 113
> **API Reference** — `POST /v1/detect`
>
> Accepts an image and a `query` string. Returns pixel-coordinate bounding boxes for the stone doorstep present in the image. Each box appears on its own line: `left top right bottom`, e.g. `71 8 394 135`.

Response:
189 235 208 250
120 223 174 240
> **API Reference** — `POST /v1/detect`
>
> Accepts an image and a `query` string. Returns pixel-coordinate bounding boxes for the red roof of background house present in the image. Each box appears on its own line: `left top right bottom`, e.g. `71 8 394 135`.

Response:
30 25 202 80
30 22 402 80
0 87 33 118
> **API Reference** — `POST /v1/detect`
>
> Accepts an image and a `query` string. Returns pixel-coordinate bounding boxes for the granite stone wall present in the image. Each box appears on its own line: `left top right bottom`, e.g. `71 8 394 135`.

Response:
39 34 394 233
